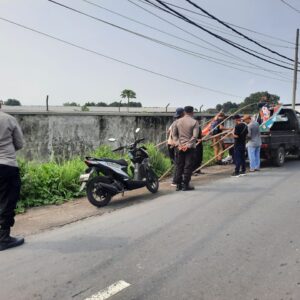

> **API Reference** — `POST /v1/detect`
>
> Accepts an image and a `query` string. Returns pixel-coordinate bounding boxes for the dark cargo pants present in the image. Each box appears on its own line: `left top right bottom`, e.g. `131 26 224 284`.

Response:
174 148 195 185
0 165 21 229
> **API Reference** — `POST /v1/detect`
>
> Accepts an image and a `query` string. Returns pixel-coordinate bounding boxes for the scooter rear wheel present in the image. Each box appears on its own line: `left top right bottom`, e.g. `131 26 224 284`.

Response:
86 177 112 207
146 169 159 193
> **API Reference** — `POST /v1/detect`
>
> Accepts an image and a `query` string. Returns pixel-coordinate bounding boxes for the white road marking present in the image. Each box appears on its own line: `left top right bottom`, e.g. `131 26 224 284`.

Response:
84 280 131 300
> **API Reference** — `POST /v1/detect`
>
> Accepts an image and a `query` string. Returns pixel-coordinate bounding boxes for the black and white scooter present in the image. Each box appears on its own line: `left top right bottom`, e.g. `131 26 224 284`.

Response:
79 129 159 207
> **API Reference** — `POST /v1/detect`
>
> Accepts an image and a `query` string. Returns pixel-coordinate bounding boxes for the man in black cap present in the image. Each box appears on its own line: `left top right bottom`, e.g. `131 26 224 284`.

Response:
172 106 199 191
167 107 184 186
232 114 248 177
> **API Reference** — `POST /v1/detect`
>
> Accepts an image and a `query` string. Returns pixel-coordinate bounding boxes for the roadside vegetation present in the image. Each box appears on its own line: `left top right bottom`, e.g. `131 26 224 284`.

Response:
17 142 216 213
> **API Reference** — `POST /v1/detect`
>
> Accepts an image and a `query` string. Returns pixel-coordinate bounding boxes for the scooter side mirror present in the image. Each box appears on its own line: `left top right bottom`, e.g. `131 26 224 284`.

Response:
108 138 116 142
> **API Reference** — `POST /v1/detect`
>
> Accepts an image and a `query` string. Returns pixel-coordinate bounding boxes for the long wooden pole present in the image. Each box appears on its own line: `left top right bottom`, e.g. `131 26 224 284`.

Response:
160 144 234 181
196 130 231 145
210 130 234 147
159 165 174 181
193 144 234 174
201 103 256 143
158 104 257 181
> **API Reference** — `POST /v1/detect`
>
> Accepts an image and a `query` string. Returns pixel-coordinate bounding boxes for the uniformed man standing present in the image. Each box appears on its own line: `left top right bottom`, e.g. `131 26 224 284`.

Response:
0 103 25 251
172 106 199 191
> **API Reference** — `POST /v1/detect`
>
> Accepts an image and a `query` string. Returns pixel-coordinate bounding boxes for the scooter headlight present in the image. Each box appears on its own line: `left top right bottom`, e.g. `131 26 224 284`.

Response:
128 152 134 159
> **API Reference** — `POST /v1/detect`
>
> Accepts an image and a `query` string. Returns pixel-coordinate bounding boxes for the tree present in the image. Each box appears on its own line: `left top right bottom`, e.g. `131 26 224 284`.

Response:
81 105 89 112
120 89 136 111
205 91 280 116
128 101 142 107
96 102 108 107
63 102 80 106
240 91 280 113
5 99 21 106
108 101 122 107
84 102 96 107
215 101 238 113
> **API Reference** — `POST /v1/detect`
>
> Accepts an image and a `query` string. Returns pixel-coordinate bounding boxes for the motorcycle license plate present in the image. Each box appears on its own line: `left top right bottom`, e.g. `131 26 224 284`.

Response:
79 173 91 182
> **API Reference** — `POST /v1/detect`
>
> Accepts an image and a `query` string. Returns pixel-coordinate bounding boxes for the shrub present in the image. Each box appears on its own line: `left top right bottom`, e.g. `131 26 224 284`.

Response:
18 158 86 213
17 144 171 212
146 143 172 177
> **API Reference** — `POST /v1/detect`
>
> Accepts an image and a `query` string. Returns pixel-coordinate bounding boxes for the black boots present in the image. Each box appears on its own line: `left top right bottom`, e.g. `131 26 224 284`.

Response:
182 183 195 191
176 184 182 191
0 229 24 251
176 183 195 191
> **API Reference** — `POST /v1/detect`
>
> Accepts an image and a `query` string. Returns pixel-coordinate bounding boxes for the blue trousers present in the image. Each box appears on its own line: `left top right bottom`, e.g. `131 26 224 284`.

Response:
234 144 246 174
247 146 261 170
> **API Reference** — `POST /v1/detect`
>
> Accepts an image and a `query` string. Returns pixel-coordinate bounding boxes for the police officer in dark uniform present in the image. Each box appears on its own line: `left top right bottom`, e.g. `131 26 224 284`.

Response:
0 103 25 251
172 106 199 191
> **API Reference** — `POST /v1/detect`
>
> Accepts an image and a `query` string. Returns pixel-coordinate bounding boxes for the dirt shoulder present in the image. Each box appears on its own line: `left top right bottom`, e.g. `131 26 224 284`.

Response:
13 165 232 237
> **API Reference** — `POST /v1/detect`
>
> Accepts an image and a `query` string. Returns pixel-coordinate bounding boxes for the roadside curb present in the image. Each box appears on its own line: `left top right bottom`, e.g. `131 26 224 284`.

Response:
13 165 232 237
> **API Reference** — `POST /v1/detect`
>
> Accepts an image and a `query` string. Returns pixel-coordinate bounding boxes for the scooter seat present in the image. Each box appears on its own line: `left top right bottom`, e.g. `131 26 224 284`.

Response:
99 158 128 166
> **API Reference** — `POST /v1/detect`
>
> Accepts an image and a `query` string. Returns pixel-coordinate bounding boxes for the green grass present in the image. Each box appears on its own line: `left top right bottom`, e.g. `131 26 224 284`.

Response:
17 144 171 212
203 143 215 165
17 142 218 213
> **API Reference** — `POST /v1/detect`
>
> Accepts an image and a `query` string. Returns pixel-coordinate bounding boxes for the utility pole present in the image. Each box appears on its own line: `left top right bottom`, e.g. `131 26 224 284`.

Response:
292 28 299 110
46 95 49 112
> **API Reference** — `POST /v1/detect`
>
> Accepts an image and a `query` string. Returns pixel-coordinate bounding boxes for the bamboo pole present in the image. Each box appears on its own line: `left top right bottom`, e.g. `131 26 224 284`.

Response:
159 165 174 181
201 103 257 143
193 144 234 174
158 104 257 181
196 130 231 146
155 140 167 148
210 130 234 147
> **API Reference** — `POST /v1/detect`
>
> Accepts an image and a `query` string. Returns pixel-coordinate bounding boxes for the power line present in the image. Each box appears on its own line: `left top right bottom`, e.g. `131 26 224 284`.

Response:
129 0 295 78
176 13 294 50
280 0 300 13
162 0 294 45
79 0 293 81
142 0 293 67
185 0 295 62
82 0 250 64
48 0 294 81
145 0 296 70
139 0 293 49
0 16 242 98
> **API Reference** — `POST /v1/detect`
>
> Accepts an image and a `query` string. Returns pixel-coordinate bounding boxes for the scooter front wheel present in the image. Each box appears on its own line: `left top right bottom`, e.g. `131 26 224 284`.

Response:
146 169 159 193
86 177 112 207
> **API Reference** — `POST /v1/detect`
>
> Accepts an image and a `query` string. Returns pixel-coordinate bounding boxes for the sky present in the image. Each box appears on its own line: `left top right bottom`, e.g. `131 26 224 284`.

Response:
0 0 299 110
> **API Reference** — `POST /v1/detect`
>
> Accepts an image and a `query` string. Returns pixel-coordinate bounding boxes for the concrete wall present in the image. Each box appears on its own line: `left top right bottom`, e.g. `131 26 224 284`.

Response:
3 105 181 113
6 111 235 162
11 112 214 161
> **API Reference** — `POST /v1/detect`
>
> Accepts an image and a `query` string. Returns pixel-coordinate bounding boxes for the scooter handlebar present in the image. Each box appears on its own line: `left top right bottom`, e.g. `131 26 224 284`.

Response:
135 138 145 144
112 146 124 152
113 138 145 151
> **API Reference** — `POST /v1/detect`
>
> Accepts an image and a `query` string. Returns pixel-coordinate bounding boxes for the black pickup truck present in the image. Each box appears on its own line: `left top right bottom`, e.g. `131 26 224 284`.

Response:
260 107 300 166
224 107 300 166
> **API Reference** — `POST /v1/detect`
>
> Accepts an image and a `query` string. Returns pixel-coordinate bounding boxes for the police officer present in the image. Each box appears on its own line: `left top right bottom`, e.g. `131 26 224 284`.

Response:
0 103 25 251
172 106 199 191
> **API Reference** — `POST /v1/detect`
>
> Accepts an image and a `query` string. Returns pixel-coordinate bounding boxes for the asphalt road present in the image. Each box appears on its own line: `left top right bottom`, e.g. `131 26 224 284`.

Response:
1 161 300 300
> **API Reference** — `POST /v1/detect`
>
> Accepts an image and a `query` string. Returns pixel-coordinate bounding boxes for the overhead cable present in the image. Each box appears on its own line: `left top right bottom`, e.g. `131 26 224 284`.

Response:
79 0 292 80
0 16 242 98
185 0 295 62
145 0 296 70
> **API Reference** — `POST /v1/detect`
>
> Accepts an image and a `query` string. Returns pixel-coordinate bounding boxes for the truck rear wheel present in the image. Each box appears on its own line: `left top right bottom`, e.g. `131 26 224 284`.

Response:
272 146 285 167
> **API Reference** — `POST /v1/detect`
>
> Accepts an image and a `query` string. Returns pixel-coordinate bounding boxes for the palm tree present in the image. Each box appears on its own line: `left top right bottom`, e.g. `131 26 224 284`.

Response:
120 89 136 112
